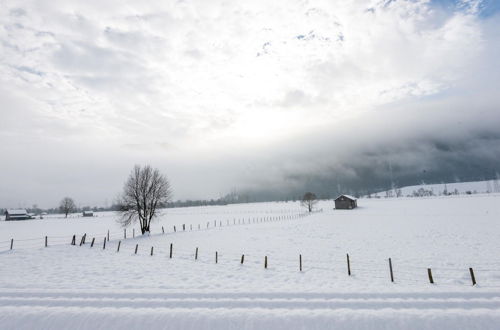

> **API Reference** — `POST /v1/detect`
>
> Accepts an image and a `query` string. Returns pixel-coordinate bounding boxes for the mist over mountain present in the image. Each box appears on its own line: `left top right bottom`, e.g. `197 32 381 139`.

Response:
1 0 500 208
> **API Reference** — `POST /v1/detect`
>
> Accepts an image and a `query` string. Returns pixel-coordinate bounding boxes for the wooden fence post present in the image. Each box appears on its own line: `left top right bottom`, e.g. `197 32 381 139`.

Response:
299 254 302 272
135 244 138 254
265 256 268 269
117 241 121 252
103 237 106 250
207 222 209 228
241 254 245 264
45 236 48 247
124 228 126 239
71 235 76 245
347 254 351 276
162 226 165 234
91 237 95 247
389 258 394 282
195 247 198 260
215 251 218 264
183 224 185 231
83 234 87 244
79 236 84 246
10 238 13 250
214 220 216 227
169 243 173 258
151 246 154 256
107 230 110 241
427 268 434 284
190 224 192 231
469 267 476 286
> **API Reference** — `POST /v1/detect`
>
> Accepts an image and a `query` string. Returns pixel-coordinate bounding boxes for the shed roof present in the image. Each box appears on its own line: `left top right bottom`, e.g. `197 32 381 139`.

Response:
335 194 357 201
6 209 28 215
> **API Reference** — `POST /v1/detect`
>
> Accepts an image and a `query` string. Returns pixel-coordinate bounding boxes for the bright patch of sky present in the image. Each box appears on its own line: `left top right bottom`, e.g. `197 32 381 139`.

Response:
0 0 499 207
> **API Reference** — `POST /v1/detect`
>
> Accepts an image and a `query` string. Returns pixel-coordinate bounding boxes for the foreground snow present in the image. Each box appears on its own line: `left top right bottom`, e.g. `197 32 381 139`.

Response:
1 196 500 329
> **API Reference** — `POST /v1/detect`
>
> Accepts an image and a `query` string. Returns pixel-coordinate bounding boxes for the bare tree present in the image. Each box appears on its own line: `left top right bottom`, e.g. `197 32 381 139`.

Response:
301 192 317 212
60 197 76 218
117 165 172 234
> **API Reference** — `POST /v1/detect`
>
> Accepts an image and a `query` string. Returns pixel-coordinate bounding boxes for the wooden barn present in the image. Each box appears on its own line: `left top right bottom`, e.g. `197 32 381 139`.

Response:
4 209 30 220
82 211 94 217
334 195 358 209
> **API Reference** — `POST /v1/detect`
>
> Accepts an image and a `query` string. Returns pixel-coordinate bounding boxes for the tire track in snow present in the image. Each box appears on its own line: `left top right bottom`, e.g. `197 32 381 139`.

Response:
2 291 500 329
2 291 500 310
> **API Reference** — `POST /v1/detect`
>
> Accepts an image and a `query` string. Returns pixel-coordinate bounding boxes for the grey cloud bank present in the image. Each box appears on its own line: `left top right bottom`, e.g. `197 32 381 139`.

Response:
0 0 499 207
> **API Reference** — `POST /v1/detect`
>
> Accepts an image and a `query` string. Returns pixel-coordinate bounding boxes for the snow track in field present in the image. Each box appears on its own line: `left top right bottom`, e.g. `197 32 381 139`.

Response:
1 290 500 329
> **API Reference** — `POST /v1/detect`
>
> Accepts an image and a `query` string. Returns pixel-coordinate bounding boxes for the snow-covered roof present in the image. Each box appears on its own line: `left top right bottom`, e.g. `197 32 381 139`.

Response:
6 209 27 215
335 194 357 201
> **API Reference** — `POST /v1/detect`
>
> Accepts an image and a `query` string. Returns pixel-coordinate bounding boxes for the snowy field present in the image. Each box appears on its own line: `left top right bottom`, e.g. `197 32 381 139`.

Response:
1 196 500 329
372 179 500 197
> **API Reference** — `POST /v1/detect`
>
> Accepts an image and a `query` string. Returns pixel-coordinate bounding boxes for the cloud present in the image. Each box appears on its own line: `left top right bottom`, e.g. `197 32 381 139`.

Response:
0 0 499 206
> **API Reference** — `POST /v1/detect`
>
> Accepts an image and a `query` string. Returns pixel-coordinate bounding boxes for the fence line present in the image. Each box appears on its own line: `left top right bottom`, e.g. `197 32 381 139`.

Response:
0 210 314 252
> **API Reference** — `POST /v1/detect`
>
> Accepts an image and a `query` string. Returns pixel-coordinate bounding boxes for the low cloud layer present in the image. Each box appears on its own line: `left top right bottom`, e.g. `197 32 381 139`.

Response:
1 0 499 207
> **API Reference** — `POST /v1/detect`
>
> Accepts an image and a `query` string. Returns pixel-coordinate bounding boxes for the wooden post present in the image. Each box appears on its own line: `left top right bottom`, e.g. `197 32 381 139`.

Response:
151 246 154 256
241 254 245 264
117 241 121 252
389 258 394 282
83 234 86 244
71 235 76 245
135 244 138 254
214 220 216 227
347 254 351 276
469 267 476 286
265 256 268 269
190 224 192 231
45 236 48 247
195 247 198 260
107 230 110 241
207 222 209 229
103 237 106 250
427 268 434 284
10 238 13 250
91 237 95 247
215 251 218 264
299 254 302 272
162 226 165 234
183 224 185 231
79 236 84 246
169 243 173 258
124 228 126 239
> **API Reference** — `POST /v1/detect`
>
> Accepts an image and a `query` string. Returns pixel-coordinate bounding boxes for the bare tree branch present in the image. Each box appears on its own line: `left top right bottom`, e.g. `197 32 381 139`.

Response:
59 197 76 218
117 165 172 234
301 192 317 213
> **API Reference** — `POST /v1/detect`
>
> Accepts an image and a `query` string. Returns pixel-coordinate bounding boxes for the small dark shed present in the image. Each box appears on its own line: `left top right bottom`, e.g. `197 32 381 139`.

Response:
5 209 30 220
334 195 358 209
82 211 94 217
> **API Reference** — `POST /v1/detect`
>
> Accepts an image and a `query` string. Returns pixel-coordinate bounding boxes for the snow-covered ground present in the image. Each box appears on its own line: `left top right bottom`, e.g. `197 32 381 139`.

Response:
372 179 500 197
1 196 500 329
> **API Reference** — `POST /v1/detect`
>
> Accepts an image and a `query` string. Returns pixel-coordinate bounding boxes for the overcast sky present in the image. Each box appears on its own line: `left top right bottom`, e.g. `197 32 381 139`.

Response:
1 0 499 208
